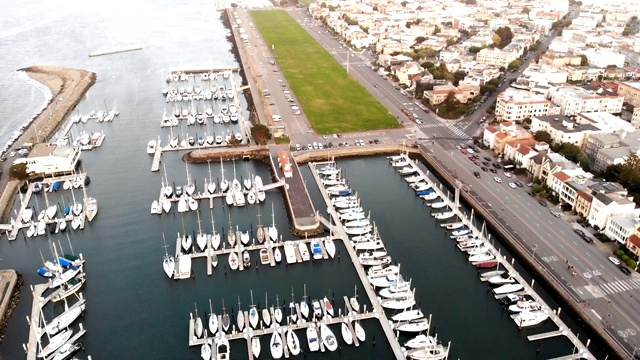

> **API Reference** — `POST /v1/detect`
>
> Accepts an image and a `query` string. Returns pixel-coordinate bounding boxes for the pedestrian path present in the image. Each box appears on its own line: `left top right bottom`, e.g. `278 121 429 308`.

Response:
416 122 471 140
598 279 640 295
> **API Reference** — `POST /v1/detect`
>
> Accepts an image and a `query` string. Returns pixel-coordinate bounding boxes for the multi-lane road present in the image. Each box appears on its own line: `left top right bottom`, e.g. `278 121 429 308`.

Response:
236 7 639 357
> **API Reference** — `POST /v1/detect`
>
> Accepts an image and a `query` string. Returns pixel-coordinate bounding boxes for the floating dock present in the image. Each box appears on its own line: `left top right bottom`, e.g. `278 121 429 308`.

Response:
89 46 143 57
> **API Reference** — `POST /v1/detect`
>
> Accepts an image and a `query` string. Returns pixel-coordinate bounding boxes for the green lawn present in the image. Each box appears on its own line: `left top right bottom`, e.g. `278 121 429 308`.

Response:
298 0 315 6
250 10 398 134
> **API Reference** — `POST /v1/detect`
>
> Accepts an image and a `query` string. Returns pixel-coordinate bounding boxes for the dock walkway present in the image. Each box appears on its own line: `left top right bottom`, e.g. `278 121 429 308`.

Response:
308 161 407 359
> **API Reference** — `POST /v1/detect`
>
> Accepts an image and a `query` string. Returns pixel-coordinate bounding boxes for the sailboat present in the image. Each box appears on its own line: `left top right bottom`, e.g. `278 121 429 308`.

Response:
194 303 203 338
201 338 212 360
251 336 261 358
255 175 265 202
237 296 245 331
210 212 220 250
249 290 259 329
221 299 230 333
180 232 192 253
273 245 282 263
289 288 298 324
227 215 236 247
300 284 310 320
196 212 207 252
219 159 229 192
262 293 272 328
162 233 175 278
184 162 196 196
208 299 218 336
270 330 284 359
320 323 338 352
43 297 85 336
256 209 265 244
341 319 353 345
82 183 98 222
354 321 365 342
38 328 73 358
274 295 283 325
268 203 278 242
286 328 301 356
206 161 217 194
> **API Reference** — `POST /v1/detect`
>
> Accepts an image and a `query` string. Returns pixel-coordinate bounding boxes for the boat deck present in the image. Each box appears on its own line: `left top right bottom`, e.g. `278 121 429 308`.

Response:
398 153 595 359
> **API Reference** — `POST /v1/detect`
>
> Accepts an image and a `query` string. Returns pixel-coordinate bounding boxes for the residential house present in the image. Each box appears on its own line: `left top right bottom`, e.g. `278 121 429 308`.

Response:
393 61 423 87
482 122 533 154
575 190 593 218
548 169 593 208
605 214 640 244
618 82 640 108
528 152 578 184
582 48 626 68
539 51 583 67
626 230 640 259
587 192 637 230
423 84 480 106
476 46 522 68
632 108 640 129
502 139 543 168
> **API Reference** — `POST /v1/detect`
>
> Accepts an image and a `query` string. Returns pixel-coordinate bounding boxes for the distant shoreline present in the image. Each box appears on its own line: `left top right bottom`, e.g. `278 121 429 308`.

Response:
0 66 96 223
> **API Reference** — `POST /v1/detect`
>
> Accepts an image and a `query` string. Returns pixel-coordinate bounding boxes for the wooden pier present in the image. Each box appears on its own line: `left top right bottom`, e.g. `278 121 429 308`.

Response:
392 154 595 359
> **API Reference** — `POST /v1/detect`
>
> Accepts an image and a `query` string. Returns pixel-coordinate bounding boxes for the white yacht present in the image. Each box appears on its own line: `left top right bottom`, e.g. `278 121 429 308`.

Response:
147 140 157 154
512 310 549 328
319 323 338 351
306 324 320 352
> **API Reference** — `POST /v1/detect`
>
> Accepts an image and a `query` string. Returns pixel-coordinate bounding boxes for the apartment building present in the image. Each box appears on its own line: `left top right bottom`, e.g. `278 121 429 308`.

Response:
495 88 550 122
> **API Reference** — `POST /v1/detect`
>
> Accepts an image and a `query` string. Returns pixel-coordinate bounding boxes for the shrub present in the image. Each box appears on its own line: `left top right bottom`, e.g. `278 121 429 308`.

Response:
626 259 637 269
614 249 625 257
620 255 630 263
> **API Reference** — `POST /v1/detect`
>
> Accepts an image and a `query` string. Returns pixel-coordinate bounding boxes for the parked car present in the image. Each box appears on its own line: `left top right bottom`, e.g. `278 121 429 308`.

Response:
508 182 517 189
538 200 547 207
494 177 502 183
620 267 632 276
474 171 481 178
609 256 621 266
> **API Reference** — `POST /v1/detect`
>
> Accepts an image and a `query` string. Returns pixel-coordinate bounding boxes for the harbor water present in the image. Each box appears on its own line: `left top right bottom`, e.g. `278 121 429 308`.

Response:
0 1 607 359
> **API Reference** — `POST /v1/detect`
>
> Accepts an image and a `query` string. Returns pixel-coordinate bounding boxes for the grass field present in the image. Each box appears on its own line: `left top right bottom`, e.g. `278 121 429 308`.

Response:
250 10 398 134
298 0 315 6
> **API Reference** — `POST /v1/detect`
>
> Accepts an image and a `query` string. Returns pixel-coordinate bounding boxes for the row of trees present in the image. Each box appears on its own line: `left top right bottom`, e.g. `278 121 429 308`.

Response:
603 155 640 206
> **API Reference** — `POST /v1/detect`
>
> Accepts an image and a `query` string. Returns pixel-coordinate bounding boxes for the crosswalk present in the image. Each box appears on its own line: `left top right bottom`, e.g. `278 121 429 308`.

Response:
598 279 640 295
416 123 471 140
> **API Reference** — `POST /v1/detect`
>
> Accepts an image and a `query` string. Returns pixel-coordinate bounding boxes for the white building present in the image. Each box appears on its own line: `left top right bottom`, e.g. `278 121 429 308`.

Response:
530 115 601 147
550 86 624 116
476 47 521 68
587 192 637 230
495 88 551 122
521 64 568 84
605 214 640 244
582 48 626 68
14 144 81 175
632 108 640 129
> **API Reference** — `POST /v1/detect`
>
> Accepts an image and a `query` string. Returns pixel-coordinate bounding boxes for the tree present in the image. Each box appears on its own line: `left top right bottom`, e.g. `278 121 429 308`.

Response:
623 26 632 36
433 25 441 35
508 59 522 70
580 54 589 66
453 70 467 81
469 46 484 54
9 162 29 181
480 84 496 95
446 38 457 47
492 34 502 46
251 124 272 145
494 26 513 48
534 130 552 143
401 0 408 6
414 36 426 45
444 91 458 111
618 155 640 197
522 7 530 14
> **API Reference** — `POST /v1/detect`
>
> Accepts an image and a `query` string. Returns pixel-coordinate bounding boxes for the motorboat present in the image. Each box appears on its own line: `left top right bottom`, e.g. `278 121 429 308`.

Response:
354 240 384 251
260 249 270 265
432 211 455 220
240 230 250 245
49 266 82 289
392 309 424 322
323 296 334 317
274 247 282 263
512 310 549 328
367 265 399 279
498 294 533 306
493 283 524 295
341 320 353 345
406 342 449 360
216 337 230 360
270 331 284 359
468 252 495 263
84 197 98 221
228 252 239 270
312 299 323 320
421 192 439 201
452 228 470 237
359 255 392 267
307 324 320 352
286 328 301 356
243 251 251 268
370 273 404 288
319 323 338 352
466 245 490 256
298 242 310 261
345 225 372 236
50 341 82 360
151 200 160 215
201 340 212 360
488 273 517 286
22 207 33 223
379 283 412 299
479 270 505 281
310 239 323 260
405 334 440 349
177 196 188 213
147 139 157 154
381 296 416 310
508 300 542 313
394 318 430 332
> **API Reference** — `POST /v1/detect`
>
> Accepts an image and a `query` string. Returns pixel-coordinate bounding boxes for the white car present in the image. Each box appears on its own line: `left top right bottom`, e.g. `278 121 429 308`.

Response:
494 177 502 183
609 256 621 266
504 172 512 178
508 182 517 189
467 149 475 154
